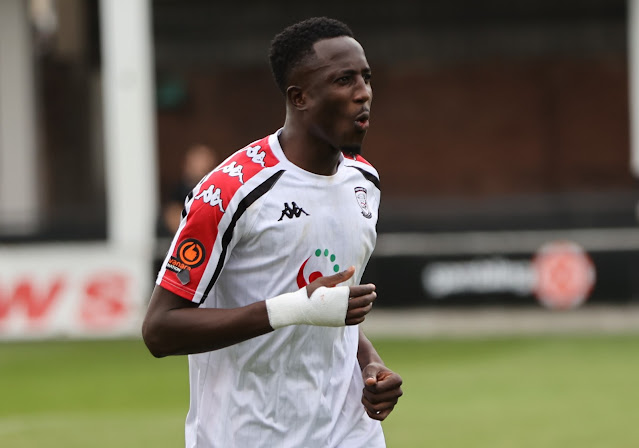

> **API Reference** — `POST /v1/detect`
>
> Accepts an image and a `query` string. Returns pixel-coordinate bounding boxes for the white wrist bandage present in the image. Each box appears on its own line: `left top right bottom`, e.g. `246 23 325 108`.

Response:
265 286 349 329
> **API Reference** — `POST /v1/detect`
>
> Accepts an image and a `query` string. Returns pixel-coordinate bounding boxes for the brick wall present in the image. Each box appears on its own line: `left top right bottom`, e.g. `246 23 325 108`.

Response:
156 57 633 202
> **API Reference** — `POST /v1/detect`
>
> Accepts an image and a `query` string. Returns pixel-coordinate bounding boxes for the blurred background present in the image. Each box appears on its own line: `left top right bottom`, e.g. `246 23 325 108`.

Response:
1 1 639 447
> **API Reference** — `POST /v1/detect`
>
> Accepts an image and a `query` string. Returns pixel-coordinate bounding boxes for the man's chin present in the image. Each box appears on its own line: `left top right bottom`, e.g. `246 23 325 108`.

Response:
340 144 362 156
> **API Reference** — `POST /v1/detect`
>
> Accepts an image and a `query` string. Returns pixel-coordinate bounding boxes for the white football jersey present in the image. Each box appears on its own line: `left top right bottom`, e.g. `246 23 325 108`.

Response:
157 130 384 447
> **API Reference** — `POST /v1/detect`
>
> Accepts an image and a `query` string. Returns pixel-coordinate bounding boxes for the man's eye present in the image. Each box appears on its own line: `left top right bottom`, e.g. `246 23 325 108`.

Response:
337 76 351 84
364 73 372 83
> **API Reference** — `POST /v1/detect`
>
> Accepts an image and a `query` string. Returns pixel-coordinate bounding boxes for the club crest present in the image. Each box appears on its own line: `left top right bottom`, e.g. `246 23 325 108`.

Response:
354 187 372 219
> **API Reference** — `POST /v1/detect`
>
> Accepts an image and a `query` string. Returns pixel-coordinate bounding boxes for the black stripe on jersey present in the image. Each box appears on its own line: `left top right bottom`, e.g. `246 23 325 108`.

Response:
350 166 381 190
181 191 194 219
199 169 285 305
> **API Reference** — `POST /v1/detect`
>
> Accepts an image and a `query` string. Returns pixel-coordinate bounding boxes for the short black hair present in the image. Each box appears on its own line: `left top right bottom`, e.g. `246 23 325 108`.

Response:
269 17 354 94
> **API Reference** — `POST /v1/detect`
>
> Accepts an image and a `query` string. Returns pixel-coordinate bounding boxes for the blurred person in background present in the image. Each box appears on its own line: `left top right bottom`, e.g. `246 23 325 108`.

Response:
143 17 402 448
162 143 218 234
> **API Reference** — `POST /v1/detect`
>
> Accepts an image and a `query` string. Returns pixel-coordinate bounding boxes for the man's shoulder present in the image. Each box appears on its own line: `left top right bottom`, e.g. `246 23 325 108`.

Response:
209 134 281 182
342 153 380 190
342 153 375 168
223 135 279 170
191 134 283 211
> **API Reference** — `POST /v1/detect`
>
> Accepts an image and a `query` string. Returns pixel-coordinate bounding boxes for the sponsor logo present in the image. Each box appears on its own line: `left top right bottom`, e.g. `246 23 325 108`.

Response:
0 271 131 331
221 161 244 184
194 184 225 212
421 240 596 309
166 239 206 285
297 248 341 288
278 202 309 221
246 145 266 167
177 239 206 268
533 241 595 310
423 258 534 298
354 187 372 218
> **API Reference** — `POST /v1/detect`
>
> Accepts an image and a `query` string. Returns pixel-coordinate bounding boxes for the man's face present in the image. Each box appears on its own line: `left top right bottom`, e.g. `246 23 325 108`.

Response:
299 36 372 154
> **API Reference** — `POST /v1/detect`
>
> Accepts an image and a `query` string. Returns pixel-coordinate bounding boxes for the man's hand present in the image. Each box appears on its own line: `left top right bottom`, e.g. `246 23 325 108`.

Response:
361 362 403 421
306 266 376 325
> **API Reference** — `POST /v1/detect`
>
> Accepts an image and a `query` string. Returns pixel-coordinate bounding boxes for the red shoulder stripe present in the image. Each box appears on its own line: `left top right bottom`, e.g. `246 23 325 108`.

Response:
158 135 279 301
342 152 374 167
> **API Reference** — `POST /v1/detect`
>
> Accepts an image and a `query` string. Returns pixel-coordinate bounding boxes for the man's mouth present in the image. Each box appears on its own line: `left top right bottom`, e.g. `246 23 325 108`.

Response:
354 111 370 131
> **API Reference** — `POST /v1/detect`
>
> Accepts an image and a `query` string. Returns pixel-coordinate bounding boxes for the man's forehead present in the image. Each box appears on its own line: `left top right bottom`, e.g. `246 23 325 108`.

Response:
310 36 368 67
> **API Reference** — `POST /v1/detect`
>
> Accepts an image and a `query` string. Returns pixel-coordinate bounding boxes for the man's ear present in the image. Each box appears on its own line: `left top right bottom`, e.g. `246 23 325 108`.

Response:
287 85 307 110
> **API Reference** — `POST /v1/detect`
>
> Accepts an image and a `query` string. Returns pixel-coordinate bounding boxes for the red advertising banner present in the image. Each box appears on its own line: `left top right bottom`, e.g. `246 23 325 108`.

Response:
0 244 150 339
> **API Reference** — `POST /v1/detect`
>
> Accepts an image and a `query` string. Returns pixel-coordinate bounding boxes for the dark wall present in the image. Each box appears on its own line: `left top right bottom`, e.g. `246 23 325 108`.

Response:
153 0 637 231
155 59 633 195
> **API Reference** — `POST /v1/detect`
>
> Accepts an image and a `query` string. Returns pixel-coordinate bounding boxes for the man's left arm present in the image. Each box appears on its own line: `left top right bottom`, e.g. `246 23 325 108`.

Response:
357 328 403 420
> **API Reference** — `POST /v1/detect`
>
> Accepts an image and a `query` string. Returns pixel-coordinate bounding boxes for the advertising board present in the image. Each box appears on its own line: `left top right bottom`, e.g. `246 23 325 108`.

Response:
0 244 150 339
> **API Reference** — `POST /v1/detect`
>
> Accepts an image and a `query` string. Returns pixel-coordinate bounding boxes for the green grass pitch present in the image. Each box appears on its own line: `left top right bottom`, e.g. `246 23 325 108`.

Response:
1 335 638 447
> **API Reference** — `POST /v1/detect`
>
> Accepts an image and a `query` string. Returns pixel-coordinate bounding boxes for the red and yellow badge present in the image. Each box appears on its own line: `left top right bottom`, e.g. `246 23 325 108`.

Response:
165 238 206 286
177 238 206 268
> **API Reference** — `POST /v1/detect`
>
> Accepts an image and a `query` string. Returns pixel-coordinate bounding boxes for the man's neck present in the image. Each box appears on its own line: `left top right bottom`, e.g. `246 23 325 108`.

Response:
279 124 342 176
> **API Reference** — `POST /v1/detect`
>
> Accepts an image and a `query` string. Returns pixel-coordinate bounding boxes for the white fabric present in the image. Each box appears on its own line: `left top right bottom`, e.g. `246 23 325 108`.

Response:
159 130 383 447
266 285 349 329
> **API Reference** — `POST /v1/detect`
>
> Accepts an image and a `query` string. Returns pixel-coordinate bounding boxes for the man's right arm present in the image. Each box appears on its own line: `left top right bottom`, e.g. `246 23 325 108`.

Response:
142 285 273 357
142 266 375 357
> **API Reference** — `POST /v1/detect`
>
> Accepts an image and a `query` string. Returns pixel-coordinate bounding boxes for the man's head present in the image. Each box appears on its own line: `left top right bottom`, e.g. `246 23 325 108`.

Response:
269 17 354 95
269 17 372 155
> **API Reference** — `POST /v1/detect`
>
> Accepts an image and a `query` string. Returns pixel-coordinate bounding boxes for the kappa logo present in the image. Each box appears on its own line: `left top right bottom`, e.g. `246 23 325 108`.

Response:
278 202 309 221
221 161 244 184
246 145 266 167
194 184 225 212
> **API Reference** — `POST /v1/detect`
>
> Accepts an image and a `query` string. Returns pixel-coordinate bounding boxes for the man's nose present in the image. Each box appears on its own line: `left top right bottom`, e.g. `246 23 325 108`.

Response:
354 77 372 103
